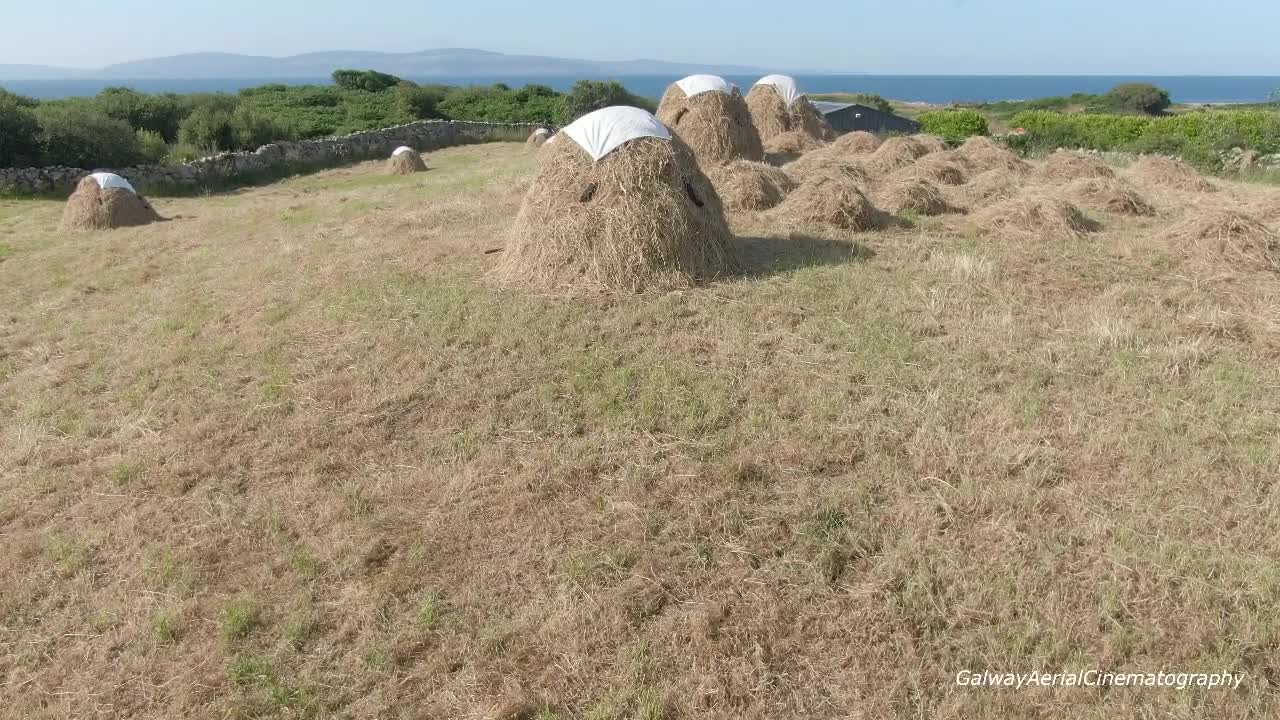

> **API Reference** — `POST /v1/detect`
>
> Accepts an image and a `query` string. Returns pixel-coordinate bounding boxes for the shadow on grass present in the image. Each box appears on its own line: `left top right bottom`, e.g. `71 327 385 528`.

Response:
733 233 876 277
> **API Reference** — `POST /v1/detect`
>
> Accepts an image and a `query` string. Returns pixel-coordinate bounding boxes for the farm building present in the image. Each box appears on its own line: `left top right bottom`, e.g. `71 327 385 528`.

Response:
812 101 921 134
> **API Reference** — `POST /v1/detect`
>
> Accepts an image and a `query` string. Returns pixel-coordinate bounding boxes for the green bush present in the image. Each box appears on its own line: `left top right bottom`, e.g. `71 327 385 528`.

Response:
1103 83 1171 115
397 82 447 120
331 69 402 93
559 80 654 124
437 83 562 124
135 129 170 164
95 87 185 142
34 103 143 167
164 142 204 164
230 106 291 150
0 95 43 166
178 105 237 153
917 109 990 142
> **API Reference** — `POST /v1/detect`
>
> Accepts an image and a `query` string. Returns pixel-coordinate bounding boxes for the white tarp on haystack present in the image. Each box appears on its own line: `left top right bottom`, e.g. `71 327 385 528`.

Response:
675 74 733 98
89 172 136 194
755 75 804 107
392 146 416 157
562 106 671 162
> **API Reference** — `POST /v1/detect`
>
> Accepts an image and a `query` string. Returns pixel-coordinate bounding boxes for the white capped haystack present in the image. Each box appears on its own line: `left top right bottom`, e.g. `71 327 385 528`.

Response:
386 145 427 174
746 74 835 144
656 74 764 166
60 172 161 230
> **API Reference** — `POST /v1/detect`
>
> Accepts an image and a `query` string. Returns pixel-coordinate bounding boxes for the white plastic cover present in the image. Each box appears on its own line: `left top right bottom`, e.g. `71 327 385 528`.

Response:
533 128 551 137
89 172 136 194
392 146 416 157
754 74 804 107
674 74 733 98
562 106 671 162
546 134 557 144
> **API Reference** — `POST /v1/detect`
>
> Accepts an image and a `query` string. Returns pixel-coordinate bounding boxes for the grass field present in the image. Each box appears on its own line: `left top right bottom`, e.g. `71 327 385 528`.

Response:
2 141 1280 719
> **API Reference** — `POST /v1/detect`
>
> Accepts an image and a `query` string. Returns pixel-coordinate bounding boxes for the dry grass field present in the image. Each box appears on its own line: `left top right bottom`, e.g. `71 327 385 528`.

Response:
2 141 1280 719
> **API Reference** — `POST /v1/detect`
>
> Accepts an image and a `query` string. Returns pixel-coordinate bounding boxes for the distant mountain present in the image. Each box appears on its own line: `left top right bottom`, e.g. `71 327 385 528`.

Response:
0 49 769 81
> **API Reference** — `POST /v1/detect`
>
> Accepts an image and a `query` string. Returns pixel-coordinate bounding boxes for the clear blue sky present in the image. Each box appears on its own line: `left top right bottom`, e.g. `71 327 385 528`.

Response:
2 0 1278 74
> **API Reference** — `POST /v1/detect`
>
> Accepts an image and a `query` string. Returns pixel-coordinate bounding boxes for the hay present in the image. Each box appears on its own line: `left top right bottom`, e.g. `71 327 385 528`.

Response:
888 152 967 186
60 175 161 230
771 169 884 230
763 130 828 165
745 83 835 144
656 84 764 167
526 128 551 147
827 130 882 156
783 153 872 186
1041 150 1116 181
971 194 1099 240
874 178 959 216
386 150 428 174
1166 210 1279 270
867 136 929 176
1127 156 1217 193
1066 177 1155 216
707 160 798 212
493 134 738 292
956 169 1025 206
954 136 1031 174
911 134 949 155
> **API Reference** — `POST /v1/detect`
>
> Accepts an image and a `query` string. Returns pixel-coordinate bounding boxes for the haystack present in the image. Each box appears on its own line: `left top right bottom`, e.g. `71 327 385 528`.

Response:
763 130 828 164
526 128 552 147
60 173 161 230
874 178 959 216
971 194 1098 240
1041 150 1115 181
784 152 872 186
827 130 882 156
1166 210 1279 270
1126 156 1217 192
954 136 1031 174
746 75 835 144
493 106 737 292
950 169 1025 210
1066 177 1155 216
771 168 883 230
911 134 949 155
708 160 797 212
889 152 967 186
656 75 763 167
867 136 929 175
386 146 427 174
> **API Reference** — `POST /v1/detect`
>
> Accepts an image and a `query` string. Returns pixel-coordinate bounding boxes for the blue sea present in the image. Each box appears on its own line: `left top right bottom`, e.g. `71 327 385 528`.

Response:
6 75 1280 104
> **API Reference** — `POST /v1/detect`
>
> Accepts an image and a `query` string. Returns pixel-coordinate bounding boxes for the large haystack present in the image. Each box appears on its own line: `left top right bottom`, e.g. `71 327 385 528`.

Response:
874 178 960 216
771 168 883 230
493 107 737 292
656 75 764 167
60 173 161 231
971 194 1098 241
867 136 929 175
746 75 835 144
954 136 1031 175
1126 156 1217 193
1066 177 1155 216
526 128 552 147
386 146 428 174
708 160 797 212
1166 210 1279 271
827 130 882 156
1041 150 1115 181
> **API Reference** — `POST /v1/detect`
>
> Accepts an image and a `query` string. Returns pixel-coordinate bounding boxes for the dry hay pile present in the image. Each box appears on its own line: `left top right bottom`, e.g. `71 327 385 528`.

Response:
1066 177 1155 216
911 134 949 155
874 178 959 216
827 130 882 156
708 160 797 212
386 147 428 174
954 136 1031 174
889 152 967 186
60 174 161 230
494 134 738 292
763 130 828 164
784 152 871 186
526 128 552 147
952 169 1026 209
1166 210 1279 270
656 84 764 166
971 193 1098 240
1041 150 1116 181
868 136 929 175
1127 156 1217 193
771 168 883 230
746 83 835 144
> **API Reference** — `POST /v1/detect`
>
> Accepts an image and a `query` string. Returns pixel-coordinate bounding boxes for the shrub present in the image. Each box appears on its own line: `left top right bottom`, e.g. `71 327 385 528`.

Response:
918 109 990 142
95 88 185 142
331 69 402 93
34 103 143 167
397 82 447 120
437 84 561 124
230 105 290 150
0 95 43 166
178 105 236 153
134 129 170 164
164 142 204 164
1103 83 1171 115
559 80 654 124
847 93 893 113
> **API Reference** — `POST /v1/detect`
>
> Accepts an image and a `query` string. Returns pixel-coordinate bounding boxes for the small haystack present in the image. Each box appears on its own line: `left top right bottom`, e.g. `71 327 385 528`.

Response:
954 136 1031 174
1166 210 1279 270
911 134 949 155
889 152 967 186
771 168 883 230
827 130 882 156
1066 177 1155 216
746 75 836 144
494 107 737 292
763 130 828 164
874 178 959 216
952 169 1025 209
386 146 428 174
656 75 764 167
1041 150 1116 181
526 128 552 147
784 153 872 186
708 160 798 212
971 194 1098 240
60 173 161 230
1127 156 1217 193
868 136 929 175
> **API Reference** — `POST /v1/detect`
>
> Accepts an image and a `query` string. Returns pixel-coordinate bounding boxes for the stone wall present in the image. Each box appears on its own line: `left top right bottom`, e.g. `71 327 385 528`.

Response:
0 119 544 197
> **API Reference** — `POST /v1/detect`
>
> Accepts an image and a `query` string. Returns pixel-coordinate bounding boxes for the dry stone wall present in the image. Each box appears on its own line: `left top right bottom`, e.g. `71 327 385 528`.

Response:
0 119 542 196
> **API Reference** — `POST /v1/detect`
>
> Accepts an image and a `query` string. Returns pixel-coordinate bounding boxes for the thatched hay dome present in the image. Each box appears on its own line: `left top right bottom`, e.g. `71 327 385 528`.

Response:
60 173 161 230
707 160 797 212
746 75 835 145
656 74 764 167
386 146 428 174
493 106 738 292
527 128 552 147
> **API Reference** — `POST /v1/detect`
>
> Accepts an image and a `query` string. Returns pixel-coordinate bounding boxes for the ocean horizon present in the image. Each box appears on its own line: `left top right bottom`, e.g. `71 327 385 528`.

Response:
5 74 1280 104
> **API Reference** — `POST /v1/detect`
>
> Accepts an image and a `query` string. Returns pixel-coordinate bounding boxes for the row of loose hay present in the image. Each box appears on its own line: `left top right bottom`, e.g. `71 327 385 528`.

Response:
867 136 930 175
1041 150 1115 181
971 193 1098 241
656 86 764 167
763 130 828 164
60 176 162 230
1127 156 1217 193
1066 177 1155 216
954 136 1031 174
888 152 968 186
873 178 961 216
1166 210 1279 271
771 169 883 230
784 153 871 186
708 160 797 211
827 130 882 156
